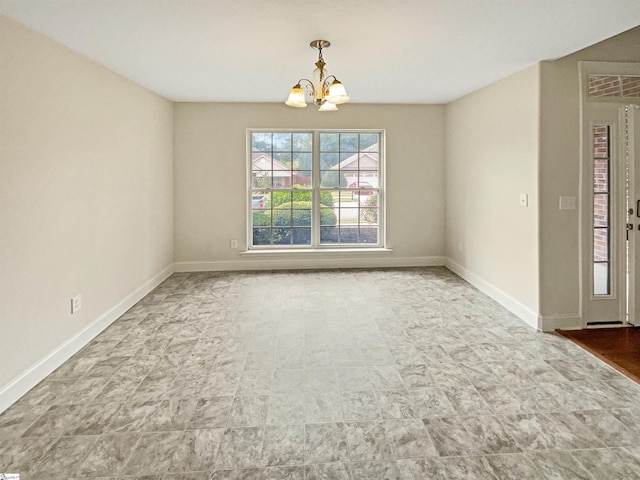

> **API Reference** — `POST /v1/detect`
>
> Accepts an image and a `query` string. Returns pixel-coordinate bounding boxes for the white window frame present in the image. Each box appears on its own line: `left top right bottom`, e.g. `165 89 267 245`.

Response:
246 129 386 251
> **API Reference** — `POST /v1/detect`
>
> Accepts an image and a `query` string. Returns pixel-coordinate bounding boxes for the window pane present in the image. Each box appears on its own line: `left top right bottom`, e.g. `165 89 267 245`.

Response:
292 133 312 151
593 194 608 227
593 228 608 262
293 170 312 188
273 228 291 245
272 192 292 207
320 133 339 152
340 133 359 152
587 75 621 97
321 226 338 243
339 228 359 243
292 228 311 245
360 226 378 243
252 133 271 152
360 208 378 225
293 191 312 203
593 159 608 192
320 170 345 188
319 191 335 208
296 152 312 170
273 152 292 165
291 207 311 226
273 133 291 151
593 125 609 158
361 151 379 167
359 133 379 151
253 228 271 245
338 207 358 226
594 263 610 296
320 206 337 228
253 209 270 225
252 172 272 188
320 152 339 170
621 76 640 97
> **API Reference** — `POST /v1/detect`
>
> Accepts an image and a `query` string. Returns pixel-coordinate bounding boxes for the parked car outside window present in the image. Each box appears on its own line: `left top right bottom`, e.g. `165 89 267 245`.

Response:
349 181 374 195
252 194 267 209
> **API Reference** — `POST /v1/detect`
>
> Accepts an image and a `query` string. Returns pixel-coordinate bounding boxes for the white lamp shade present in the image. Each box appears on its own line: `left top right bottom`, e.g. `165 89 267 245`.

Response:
318 101 338 112
327 81 350 104
285 86 307 107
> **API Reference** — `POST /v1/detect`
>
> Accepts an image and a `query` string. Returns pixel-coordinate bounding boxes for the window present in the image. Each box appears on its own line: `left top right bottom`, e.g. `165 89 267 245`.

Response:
248 130 384 249
592 124 611 295
587 75 640 98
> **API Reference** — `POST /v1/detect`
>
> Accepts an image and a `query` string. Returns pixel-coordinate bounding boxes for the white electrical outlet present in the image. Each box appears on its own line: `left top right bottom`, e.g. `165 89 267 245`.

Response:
71 294 82 314
559 196 576 210
230 239 239 249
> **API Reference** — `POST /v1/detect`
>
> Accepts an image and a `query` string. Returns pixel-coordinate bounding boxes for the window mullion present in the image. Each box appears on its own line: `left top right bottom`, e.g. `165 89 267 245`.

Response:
312 131 321 247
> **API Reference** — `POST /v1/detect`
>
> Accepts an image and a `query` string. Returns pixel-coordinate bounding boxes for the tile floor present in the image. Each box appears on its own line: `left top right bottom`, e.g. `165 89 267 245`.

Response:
1 267 640 479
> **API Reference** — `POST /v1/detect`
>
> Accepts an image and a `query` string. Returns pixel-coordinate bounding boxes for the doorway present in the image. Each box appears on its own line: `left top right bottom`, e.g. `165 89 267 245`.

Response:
580 62 640 328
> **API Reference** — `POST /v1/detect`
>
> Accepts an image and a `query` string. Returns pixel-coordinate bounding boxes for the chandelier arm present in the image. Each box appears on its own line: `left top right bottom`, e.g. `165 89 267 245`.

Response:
297 79 316 98
323 75 338 94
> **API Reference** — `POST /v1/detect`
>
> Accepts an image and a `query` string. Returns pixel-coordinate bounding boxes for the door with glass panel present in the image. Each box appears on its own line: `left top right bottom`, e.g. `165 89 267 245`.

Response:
582 104 640 326
582 105 626 325
627 106 640 326
581 64 640 327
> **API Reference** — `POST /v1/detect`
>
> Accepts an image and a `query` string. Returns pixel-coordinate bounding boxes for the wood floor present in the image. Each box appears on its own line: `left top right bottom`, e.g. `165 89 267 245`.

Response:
557 327 640 384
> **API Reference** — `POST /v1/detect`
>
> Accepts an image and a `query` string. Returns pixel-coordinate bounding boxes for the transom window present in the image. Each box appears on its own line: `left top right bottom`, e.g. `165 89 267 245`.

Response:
248 130 384 249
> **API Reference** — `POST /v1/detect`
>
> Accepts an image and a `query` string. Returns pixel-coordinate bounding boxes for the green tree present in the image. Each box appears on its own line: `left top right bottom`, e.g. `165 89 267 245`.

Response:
320 170 348 188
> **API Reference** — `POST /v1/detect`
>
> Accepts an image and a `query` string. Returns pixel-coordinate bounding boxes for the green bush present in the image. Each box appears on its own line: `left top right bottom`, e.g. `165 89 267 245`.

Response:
271 191 310 207
272 201 337 226
320 191 334 207
252 210 271 226
270 189 334 208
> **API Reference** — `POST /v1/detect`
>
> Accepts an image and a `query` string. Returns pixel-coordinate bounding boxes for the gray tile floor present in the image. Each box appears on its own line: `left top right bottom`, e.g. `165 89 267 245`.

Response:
1 267 640 479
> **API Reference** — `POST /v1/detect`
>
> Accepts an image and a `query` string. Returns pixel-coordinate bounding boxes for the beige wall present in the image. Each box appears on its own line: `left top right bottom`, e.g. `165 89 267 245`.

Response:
539 27 640 323
173 103 446 268
445 64 541 322
0 15 174 387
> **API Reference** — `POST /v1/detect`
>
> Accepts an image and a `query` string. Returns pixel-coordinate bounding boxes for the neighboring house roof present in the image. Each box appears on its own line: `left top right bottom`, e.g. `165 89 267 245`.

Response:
252 153 290 177
331 143 379 171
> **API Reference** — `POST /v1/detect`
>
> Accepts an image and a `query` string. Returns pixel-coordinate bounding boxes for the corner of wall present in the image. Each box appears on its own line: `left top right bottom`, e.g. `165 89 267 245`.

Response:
445 257 540 330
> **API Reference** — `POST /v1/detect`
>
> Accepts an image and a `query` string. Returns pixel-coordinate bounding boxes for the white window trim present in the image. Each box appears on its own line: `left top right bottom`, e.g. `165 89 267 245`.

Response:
246 129 386 251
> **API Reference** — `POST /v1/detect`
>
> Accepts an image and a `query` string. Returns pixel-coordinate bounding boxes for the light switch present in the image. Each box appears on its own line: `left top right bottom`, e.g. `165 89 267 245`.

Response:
519 193 528 207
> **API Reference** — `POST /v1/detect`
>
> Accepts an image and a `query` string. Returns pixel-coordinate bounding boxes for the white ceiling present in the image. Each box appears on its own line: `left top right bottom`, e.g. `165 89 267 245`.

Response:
1 0 639 104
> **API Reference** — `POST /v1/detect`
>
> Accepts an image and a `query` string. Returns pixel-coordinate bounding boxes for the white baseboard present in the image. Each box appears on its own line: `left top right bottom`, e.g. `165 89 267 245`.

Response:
445 258 541 331
0 264 174 414
3 257 581 413
174 256 446 272
540 314 582 332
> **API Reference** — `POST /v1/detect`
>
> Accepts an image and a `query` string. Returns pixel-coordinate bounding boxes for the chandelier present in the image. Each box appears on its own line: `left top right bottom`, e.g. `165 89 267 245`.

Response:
285 40 350 111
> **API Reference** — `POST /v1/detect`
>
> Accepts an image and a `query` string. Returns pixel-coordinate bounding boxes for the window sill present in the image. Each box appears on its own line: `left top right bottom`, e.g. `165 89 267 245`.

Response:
241 247 393 256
